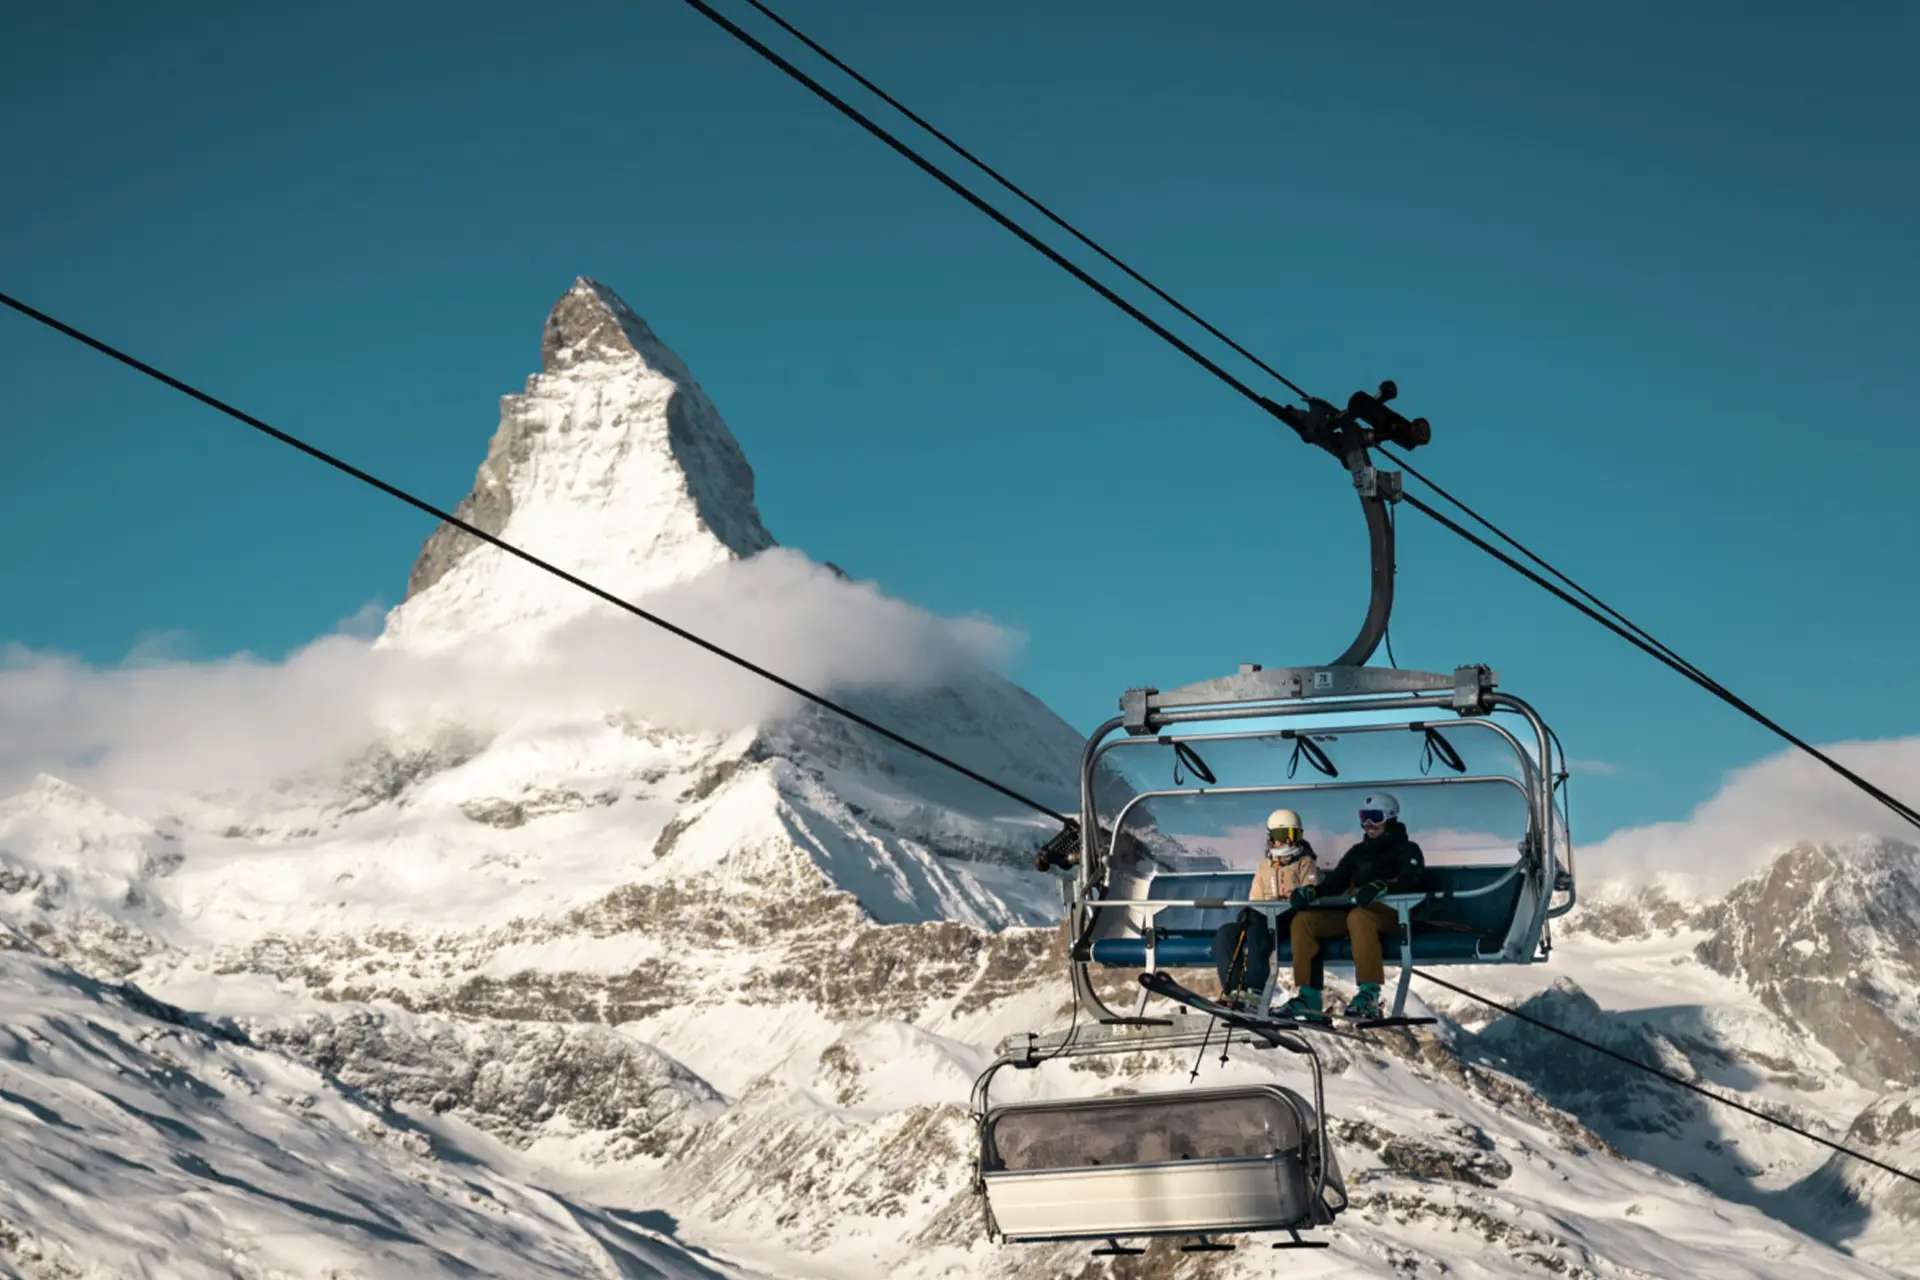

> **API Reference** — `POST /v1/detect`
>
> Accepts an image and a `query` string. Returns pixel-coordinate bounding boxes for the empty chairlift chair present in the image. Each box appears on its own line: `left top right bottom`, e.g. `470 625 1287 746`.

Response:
978 1084 1346 1246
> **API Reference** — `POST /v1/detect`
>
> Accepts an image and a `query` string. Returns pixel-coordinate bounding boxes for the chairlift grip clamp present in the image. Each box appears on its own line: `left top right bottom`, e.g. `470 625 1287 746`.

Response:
1264 381 1431 461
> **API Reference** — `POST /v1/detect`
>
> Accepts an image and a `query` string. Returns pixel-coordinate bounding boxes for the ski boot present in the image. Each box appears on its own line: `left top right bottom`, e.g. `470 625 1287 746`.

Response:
1344 983 1386 1022
1272 987 1331 1026
1223 988 1263 1012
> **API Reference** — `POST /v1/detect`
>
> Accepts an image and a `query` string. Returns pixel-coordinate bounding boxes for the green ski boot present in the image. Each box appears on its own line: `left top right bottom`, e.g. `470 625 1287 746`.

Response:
1345 983 1386 1022
1273 987 1331 1026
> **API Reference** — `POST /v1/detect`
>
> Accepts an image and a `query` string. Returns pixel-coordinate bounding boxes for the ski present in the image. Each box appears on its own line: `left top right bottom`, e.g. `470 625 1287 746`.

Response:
1334 1011 1437 1030
1137 971 1331 1036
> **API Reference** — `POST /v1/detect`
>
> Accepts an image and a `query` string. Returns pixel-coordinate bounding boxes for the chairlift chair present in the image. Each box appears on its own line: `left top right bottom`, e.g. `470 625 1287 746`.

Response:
1068 660 1575 1027
979 384 1573 1250
1057 388 1575 1027
971 1022 1346 1248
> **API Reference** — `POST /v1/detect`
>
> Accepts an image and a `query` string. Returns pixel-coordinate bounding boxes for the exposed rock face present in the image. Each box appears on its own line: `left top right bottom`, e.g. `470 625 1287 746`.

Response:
1695 840 1920 1089
249 1007 724 1160
1787 1086 1920 1249
1334 1117 1515 1188
390 276 775 646
404 422 519 600
1474 979 1707 1141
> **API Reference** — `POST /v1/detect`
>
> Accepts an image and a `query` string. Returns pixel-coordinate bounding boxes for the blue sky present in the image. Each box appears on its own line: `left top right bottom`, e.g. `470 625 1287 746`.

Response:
3 0 1916 843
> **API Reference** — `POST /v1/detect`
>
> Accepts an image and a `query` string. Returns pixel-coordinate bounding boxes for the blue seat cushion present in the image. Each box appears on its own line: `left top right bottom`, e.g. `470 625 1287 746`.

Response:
1089 865 1524 969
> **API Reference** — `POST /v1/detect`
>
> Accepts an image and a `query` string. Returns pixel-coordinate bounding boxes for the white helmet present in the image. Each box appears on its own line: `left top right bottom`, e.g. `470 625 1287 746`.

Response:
1266 808 1304 846
1358 792 1401 824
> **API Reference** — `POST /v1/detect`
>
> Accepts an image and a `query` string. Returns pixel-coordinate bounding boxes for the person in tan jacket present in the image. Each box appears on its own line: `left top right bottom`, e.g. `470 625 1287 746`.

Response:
1215 809 1322 1009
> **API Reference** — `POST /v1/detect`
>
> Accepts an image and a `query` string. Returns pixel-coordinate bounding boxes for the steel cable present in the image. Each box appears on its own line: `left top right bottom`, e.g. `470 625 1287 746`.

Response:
1414 968 1920 1188
682 0 1920 832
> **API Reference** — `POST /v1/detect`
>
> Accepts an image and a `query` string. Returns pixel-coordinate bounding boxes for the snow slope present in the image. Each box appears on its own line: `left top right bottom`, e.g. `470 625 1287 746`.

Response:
0 940 748 1280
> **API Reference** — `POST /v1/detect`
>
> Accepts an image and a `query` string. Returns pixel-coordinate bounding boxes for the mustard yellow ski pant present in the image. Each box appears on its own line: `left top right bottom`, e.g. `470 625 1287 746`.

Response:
1290 902 1400 988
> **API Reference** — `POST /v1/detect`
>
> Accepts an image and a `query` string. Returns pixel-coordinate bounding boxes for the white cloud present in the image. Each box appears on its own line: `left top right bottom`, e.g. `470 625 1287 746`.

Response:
0 549 1016 800
1581 736 1920 889
333 600 389 640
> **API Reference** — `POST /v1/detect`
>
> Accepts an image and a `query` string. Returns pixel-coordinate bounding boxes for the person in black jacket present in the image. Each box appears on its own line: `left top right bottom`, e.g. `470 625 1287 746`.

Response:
1272 792 1425 1023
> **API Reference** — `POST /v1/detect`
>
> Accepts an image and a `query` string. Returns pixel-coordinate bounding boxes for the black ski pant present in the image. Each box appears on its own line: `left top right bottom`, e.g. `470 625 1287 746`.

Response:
1213 909 1273 994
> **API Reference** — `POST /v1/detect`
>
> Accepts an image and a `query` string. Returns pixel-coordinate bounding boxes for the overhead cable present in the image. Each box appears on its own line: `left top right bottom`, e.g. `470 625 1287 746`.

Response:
0 290 1071 827
1414 969 1920 1188
686 0 1920 834
1400 492 1920 828
734 0 1312 402
1383 445 1713 685
671 0 1281 416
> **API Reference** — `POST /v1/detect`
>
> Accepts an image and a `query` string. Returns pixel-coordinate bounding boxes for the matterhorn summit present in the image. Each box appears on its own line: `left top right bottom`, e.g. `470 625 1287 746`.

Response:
383 277 776 652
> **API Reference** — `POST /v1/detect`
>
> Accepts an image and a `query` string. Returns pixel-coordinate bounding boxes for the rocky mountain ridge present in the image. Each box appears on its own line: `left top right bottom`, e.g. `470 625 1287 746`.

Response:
387 276 776 651
1695 838 1920 1090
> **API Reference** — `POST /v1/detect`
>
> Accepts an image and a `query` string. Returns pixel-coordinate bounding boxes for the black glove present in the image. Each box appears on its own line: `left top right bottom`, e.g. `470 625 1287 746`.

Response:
1352 881 1387 906
1288 884 1319 909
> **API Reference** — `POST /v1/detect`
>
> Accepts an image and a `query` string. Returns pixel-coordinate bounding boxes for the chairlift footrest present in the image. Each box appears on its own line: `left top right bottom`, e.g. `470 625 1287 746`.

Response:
1346 1015 1438 1030
1090 1244 1146 1256
1097 1016 1174 1026
1273 1240 1332 1249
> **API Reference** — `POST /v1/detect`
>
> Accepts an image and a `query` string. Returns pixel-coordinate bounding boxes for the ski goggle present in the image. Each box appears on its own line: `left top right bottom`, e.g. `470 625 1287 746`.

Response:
1358 809 1390 825
1267 826 1303 844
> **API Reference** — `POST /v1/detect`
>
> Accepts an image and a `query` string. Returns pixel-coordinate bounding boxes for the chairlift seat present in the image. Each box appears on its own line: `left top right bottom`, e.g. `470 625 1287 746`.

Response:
1088 867 1524 969
979 1084 1343 1243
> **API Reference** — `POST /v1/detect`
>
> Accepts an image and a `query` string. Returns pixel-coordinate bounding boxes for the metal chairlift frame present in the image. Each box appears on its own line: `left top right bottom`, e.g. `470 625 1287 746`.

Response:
974 384 1575 1251
1058 384 1576 1026
1067 661 1576 1026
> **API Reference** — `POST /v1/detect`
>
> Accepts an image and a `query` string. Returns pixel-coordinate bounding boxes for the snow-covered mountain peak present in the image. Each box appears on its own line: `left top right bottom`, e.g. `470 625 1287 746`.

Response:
383 277 775 652
1562 872 1716 941
5 772 123 818
1697 836 1920 1089
541 276 688 379
0 774 179 974
0 773 170 866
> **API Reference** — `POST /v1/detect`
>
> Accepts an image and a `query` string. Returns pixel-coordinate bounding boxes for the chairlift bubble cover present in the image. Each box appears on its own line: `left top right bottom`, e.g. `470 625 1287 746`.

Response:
979 1084 1344 1243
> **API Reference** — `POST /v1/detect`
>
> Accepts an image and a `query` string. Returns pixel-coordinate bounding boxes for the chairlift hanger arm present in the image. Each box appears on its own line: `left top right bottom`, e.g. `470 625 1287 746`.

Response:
1264 384 1432 667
